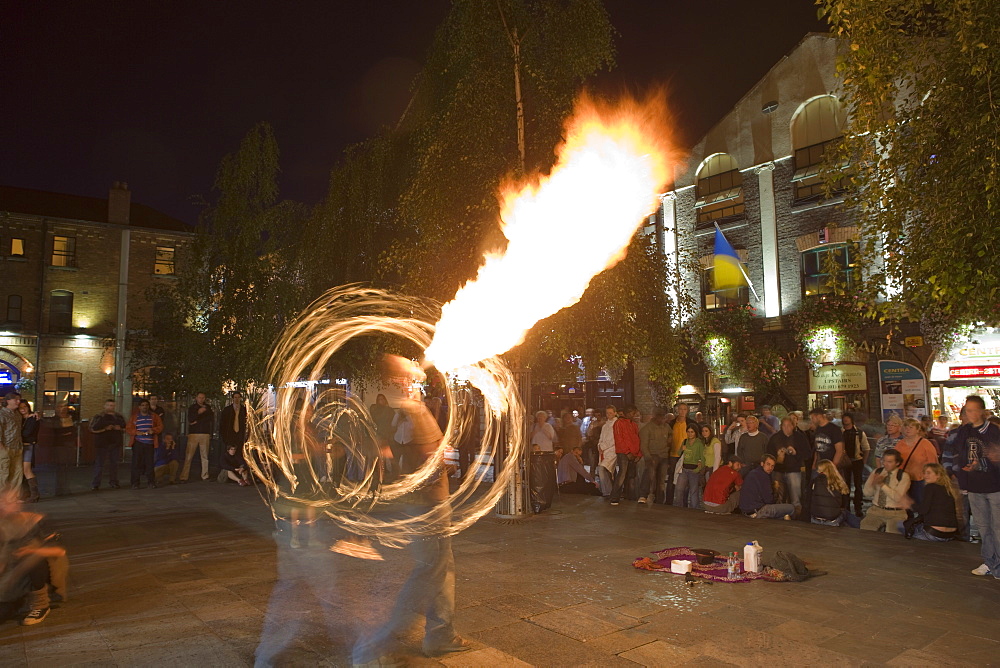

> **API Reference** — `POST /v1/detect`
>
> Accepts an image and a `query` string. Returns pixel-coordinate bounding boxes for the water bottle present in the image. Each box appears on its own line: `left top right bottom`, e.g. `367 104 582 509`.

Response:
727 551 739 578
743 541 763 573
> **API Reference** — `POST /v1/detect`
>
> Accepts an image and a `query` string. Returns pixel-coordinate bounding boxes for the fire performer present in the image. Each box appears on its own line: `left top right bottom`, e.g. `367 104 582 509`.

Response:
351 355 470 664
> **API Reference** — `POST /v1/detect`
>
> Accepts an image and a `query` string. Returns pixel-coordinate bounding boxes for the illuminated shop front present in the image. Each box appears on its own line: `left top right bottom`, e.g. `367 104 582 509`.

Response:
807 362 868 416
929 330 1000 419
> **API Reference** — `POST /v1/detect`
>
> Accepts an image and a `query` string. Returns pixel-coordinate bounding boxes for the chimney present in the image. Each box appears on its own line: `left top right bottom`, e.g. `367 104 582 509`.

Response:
108 181 131 225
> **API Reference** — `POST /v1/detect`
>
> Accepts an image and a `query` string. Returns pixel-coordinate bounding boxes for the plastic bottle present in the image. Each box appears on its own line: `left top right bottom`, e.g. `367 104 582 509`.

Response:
743 541 763 573
727 551 739 579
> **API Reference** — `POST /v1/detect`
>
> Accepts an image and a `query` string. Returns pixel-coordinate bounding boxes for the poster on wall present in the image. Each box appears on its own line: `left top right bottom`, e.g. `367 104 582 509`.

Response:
878 360 928 423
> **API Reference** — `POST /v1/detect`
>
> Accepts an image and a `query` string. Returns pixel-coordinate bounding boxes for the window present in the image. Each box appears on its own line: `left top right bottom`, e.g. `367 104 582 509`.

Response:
43 370 82 415
791 96 847 201
702 266 749 310
695 154 744 225
49 290 74 333
51 235 76 267
801 244 857 297
6 295 22 323
154 246 175 275
10 238 25 256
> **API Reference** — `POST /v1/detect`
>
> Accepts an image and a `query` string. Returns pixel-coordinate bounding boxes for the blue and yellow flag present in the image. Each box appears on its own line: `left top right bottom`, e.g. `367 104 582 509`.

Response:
712 225 747 290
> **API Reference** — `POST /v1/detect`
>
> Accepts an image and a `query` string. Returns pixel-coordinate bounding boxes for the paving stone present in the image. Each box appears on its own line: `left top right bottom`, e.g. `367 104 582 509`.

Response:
440 646 532 666
109 633 247 666
528 602 640 640
619 639 701 665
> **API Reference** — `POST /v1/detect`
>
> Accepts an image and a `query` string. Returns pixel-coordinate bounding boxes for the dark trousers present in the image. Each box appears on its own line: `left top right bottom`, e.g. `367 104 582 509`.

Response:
610 456 636 503
131 442 156 486
92 445 121 488
848 459 864 516
639 455 669 503
662 455 680 505
560 474 602 495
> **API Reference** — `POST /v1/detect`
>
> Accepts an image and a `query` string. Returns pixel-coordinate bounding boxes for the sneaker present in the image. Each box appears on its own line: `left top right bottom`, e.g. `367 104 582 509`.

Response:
91 486 99 492
109 482 120 489
637 496 647 505
972 563 991 576
21 607 50 626
131 484 140 490
424 636 471 657
749 512 758 519
783 514 792 521
610 500 620 506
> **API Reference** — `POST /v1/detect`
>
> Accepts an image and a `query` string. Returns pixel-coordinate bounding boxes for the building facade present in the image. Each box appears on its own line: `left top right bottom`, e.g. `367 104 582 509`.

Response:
655 33 930 424
1 182 193 419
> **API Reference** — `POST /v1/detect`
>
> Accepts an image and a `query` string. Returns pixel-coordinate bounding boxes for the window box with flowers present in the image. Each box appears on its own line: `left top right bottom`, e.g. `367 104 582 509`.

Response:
687 305 788 391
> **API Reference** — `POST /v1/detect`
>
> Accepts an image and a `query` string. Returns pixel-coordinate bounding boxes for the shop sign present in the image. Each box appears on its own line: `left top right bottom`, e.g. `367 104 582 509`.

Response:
904 336 924 347
809 364 868 393
878 360 928 422
950 365 1000 379
955 334 1000 361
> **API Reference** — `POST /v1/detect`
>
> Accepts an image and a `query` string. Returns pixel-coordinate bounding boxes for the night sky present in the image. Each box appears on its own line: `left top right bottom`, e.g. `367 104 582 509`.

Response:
3 1 823 226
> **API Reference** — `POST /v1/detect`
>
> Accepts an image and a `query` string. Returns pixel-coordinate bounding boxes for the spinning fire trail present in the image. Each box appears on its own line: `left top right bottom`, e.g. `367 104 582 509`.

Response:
245 93 678 546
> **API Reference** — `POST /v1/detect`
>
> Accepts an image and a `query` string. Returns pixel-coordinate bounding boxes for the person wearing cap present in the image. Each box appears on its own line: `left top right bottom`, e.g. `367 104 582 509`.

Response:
702 455 744 514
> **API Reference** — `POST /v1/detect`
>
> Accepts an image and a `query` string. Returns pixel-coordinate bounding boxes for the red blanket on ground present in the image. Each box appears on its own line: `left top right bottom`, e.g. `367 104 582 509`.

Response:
632 546 782 582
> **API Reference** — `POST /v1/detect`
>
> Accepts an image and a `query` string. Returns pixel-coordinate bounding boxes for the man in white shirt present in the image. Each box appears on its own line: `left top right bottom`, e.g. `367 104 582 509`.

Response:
861 448 910 533
597 405 618 497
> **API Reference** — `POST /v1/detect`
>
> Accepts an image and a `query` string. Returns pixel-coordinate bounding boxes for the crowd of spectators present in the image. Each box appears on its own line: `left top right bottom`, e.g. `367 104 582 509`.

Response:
530 395 1000 580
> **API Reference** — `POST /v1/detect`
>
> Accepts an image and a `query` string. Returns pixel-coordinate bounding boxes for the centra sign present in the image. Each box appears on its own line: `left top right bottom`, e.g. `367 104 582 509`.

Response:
809 364 868 393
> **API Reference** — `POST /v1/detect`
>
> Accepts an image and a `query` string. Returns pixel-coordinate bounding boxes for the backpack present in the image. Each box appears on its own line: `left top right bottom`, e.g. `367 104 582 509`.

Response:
769 551 823 582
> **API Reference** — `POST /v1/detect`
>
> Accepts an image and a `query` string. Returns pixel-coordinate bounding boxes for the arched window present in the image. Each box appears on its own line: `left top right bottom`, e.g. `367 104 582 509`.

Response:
49 290 73 334
43 370 82 415
695 153 744 225
791 95 847 201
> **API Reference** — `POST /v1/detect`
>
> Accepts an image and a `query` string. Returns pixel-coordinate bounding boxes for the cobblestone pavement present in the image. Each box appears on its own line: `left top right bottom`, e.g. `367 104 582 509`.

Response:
0 470 998 667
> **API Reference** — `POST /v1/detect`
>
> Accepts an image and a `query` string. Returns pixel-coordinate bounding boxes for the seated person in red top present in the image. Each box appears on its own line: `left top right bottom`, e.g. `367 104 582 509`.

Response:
702 455 744 514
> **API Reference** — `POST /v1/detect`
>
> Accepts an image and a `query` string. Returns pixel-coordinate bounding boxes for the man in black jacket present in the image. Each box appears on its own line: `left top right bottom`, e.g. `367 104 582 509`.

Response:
219 392 247 457
180 393 213 482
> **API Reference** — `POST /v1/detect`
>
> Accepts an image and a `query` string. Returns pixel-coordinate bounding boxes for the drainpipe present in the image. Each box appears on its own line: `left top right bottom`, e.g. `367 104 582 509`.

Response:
34 218 47 408
115 228 130 410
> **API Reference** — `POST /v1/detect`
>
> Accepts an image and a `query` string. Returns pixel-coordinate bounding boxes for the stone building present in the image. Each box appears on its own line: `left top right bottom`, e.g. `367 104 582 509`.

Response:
655 33 896 422
1 182 193 419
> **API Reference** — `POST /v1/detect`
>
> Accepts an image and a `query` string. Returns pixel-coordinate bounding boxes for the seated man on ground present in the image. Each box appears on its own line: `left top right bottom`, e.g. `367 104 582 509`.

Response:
738 454 794 519
0 490 66 626
218 444 251 486
702 455 744 514
154 433 180 485
557 446 601 495
861 448 910 534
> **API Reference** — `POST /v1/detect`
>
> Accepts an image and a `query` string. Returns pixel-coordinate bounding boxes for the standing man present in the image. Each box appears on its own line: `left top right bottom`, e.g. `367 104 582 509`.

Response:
579 407 595 439
0 392 24 492
220 391 248 457
760 406 780 434
767 416 810 511
955 396 1000 578
181 392 214 482
609 406 641 506
810 408 846 469
596 405 618 497
90 399 126 490
724 414 747 461
128 398 163 489
638 408 671 504
667 404 695 506
735 416 769 474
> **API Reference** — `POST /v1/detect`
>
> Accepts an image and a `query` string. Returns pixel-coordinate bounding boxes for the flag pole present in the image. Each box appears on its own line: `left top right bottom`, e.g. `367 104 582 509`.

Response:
714 222 761 302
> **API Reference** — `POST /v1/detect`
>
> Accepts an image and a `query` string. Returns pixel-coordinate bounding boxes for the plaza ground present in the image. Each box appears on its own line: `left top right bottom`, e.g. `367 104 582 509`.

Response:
1 471 998 667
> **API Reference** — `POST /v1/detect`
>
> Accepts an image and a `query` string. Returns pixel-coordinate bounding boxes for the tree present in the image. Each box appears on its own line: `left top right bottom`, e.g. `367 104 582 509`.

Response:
818 0 1000 336
131 123 309 395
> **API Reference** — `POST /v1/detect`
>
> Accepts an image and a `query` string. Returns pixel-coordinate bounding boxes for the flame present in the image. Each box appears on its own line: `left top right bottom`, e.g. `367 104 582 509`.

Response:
424 92 677 371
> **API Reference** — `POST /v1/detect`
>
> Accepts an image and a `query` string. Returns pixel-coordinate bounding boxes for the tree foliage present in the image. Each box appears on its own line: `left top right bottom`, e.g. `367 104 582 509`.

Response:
818 0 1000 331
132 123 310 395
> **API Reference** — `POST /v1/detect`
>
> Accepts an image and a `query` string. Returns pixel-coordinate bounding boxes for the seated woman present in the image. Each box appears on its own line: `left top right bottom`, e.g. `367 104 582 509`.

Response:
811 459 857 527
901 463 959 541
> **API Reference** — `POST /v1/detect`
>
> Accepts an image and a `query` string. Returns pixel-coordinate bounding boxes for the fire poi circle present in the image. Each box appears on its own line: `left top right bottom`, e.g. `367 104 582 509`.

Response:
244 286 523 548
245 93 677 547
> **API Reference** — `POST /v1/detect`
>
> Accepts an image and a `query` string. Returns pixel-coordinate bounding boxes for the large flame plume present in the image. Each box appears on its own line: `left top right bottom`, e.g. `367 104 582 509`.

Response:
424 92 678 371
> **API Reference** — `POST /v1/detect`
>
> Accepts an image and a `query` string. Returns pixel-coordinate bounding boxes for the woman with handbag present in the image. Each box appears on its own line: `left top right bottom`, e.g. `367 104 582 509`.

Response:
895 418 940 504
900 463 959 541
